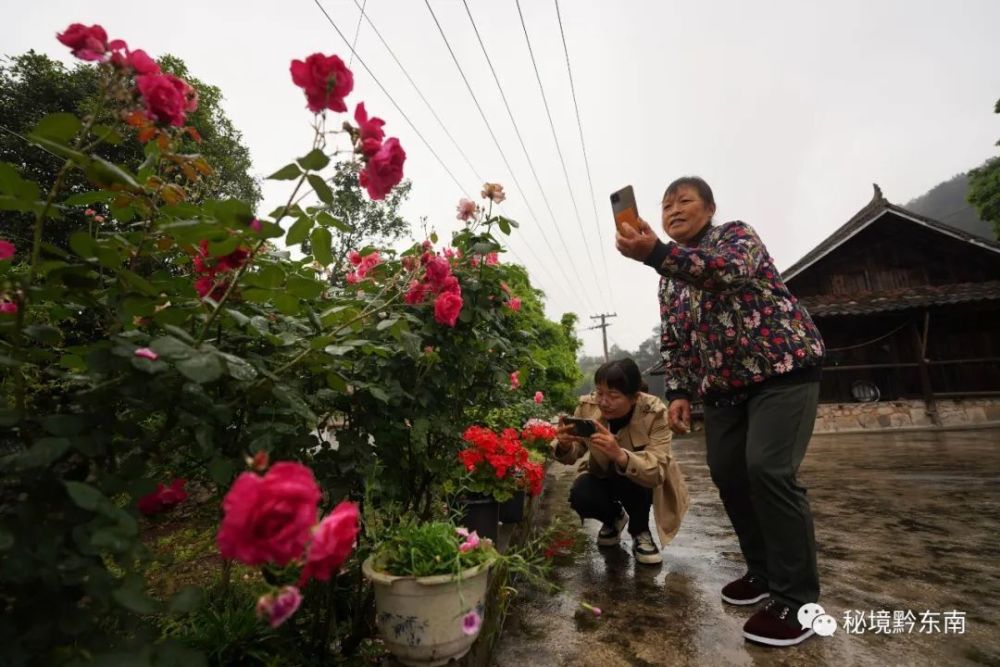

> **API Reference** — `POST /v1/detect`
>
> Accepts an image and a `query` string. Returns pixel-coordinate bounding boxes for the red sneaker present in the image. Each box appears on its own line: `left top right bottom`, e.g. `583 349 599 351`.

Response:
721 573 769 606
743 600 815 647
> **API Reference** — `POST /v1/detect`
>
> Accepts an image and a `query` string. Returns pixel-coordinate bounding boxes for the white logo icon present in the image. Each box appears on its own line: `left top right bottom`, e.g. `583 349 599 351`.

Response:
798 603 838 636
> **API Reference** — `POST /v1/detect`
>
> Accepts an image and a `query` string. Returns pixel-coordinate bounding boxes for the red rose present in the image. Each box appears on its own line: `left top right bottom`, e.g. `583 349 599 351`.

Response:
217 462 320 567
358 138 406 200
354 102 385 156
299 501 359 584
290 53 354 113
136 73 198 126
57 23 109 61
434 291 463 327
759 327 770 337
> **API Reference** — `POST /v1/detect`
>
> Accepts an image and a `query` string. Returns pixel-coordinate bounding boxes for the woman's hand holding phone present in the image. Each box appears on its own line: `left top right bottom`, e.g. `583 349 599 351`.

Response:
615 217 658 262
555 420 584 453
588 421 628 467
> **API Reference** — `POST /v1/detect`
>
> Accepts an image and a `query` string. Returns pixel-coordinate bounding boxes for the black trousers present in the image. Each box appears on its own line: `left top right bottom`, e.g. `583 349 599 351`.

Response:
704 379 820 609
569 468 653 536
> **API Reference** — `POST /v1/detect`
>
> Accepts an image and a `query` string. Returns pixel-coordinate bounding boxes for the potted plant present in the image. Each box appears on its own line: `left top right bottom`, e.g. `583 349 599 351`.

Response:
362 522 495 666
454 426 545 537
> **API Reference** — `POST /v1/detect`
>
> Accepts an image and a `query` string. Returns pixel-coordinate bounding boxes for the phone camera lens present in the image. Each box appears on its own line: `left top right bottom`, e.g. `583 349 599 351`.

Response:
610 193 620 203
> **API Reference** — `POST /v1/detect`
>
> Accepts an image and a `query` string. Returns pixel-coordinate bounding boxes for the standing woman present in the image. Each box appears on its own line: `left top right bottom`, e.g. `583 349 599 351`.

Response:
616 177 825 647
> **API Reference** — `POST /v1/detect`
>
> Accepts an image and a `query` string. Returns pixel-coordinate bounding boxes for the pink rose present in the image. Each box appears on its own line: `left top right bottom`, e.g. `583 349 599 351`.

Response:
358 138 405 200
459 530 480 553
136 73 198 126
0 239 14 261
507 297 522 312
533 391 544 404
509 370 520 390
290 53 354 113
456 198 477 222
423 255 451 289
485 252 499 266
217 462 321 566
347 250 362 266
257 586 302 628
299 501 360 583
405 280 429 305
434 291 463 327
354 102 385 156
481 182 506 203
57 23 109 61
0 302 17 316
134 347 159 361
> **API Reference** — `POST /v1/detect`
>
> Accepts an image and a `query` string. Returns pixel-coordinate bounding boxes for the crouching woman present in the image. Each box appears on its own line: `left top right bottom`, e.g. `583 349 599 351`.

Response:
553 358 689 565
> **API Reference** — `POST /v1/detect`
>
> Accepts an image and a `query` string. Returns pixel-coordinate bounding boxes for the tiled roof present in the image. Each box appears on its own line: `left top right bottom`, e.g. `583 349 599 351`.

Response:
802 281 1000 317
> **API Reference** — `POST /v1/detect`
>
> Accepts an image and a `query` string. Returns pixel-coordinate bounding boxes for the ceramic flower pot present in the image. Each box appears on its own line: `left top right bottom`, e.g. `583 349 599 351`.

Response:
362 556 492 667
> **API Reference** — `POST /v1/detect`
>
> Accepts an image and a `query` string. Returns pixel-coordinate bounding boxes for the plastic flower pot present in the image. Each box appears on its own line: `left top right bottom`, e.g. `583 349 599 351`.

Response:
457 493 499 541
362 556 492 667
498 490 525 524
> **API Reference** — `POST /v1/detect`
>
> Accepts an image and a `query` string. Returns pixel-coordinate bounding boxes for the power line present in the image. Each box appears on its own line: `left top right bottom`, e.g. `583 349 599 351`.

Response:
514 0 611 309
554 0 614 303
460 0 597 314
349 0 483 185
422 0 597 313
313 0 592 317
347 0 368 68
340 0 582 309
312 0 470 199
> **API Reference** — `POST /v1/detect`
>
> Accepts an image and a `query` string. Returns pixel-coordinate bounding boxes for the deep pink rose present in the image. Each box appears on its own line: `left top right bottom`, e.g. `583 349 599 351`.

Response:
405 280 429 305
127 49 161 75
507 297 522 312
134 347 159 361
434 291 463 327
136 73 198 126
533 391 544 404
217 462 321 566
0 239 14 261
0 302 17 316
256 586 302 628
358 138 406 200
354 103 385 156
290 54 354 113
423 255 451 289
299 501 360 584
138 479 187 516
57 23 109 61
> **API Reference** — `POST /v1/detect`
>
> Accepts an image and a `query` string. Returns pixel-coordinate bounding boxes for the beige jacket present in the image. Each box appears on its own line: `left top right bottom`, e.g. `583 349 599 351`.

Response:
551 392 689 546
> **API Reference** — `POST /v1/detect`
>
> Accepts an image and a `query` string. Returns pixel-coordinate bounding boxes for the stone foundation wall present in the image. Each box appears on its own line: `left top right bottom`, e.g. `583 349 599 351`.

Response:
814 397 1000 433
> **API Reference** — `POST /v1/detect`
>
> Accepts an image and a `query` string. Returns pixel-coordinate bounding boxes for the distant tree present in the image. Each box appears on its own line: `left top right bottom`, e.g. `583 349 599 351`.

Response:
0 51 260 250
967 97 1000 239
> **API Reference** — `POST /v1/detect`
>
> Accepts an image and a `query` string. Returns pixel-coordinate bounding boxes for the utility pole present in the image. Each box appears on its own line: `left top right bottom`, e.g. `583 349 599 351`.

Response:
588 313 617 361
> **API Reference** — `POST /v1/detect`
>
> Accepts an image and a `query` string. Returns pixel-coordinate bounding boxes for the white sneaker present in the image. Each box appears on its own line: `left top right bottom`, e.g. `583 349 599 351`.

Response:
632 531 662 565
597 508 628 546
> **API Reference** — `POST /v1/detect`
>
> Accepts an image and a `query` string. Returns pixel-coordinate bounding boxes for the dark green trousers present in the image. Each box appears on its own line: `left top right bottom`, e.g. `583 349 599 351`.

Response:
704 380 820 609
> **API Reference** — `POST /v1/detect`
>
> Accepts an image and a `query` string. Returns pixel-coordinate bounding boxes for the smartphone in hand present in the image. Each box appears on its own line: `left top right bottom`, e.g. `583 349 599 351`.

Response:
611 185 641 233
562 417 598 438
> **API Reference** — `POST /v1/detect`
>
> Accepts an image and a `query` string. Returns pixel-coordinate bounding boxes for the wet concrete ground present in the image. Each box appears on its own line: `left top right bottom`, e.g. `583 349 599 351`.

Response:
494 428 1000 666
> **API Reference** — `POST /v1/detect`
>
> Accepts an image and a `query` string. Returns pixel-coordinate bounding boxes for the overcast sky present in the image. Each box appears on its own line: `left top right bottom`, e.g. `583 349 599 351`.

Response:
7 0 1000 357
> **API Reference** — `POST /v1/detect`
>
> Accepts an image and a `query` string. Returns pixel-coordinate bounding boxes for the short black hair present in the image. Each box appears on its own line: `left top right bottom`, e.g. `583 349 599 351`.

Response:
594 358 643 396
663 176 716 209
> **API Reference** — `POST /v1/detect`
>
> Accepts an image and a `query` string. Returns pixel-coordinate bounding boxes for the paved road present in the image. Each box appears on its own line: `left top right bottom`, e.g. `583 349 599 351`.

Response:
494 428 1000 666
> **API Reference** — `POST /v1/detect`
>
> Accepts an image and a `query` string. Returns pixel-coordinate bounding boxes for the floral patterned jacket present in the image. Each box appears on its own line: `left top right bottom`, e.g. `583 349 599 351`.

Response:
643 221 825 406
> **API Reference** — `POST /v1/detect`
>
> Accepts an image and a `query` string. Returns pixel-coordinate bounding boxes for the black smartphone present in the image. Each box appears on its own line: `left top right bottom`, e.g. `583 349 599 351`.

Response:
562 417 597 438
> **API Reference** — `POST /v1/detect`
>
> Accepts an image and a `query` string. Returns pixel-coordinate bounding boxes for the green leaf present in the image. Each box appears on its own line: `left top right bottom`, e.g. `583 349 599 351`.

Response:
167 585 204 615
225 308 250 326
3 437 71 470
68 231 97 259
244 264 285 289
25 134 89 165
498 215 519 229
497 217 511 235
317 211 352 232
85 156 140 189
208 235 241 257
112 577 159 615
176 353 224 384
150 336 193 361
65 481 104 511
272 385 317 422
311 227 333 266
308 174 333 205
208 457 234 486
162 325 195 344
326 372 348 392
267 163 302 180
376 317 399 331
0 527 13 551
63 190 115 206
242 288 274 304
90 124 123 145
297 148 330 171
273 293 300 315
287 275 325 299
41 414 86 436
220 353 258 382
34 113 81 144
24 324 63 346
286 216 314 246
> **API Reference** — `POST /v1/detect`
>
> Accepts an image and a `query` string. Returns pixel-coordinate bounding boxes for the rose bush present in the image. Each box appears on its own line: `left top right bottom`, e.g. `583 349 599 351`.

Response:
0 20 578 665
